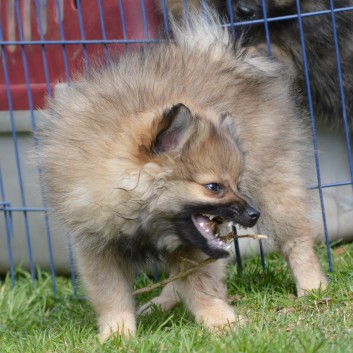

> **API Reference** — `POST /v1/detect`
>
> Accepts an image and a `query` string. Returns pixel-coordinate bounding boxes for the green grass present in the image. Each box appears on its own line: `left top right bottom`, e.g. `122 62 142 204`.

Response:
1 243 352 353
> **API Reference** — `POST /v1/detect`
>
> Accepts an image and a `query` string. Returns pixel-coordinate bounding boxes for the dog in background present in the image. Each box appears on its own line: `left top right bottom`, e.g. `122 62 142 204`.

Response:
159 0 353 130
38 9 327 341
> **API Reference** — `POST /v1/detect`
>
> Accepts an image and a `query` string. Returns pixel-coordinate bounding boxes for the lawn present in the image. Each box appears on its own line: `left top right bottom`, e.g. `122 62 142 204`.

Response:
0 243 352 353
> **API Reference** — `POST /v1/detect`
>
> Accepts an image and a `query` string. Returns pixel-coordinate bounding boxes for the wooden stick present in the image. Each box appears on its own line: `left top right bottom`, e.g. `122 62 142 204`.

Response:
133 257 217 296
133 233 268 296
236 234 268 240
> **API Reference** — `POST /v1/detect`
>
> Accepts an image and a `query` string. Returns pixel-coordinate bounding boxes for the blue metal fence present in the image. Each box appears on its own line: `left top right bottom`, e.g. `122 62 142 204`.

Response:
0 0 352 295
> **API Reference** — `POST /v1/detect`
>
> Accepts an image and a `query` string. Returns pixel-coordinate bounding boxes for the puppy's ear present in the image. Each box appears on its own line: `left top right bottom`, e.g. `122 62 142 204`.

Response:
153 103 198 154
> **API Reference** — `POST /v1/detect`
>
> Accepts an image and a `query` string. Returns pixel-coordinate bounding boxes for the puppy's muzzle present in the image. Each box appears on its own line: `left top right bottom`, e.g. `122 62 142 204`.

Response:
244 205 260 226
231 203 260 228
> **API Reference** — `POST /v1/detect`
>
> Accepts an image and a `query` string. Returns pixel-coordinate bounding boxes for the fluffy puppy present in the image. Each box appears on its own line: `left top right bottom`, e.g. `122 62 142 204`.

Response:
38 9 327 341
159 0 353 130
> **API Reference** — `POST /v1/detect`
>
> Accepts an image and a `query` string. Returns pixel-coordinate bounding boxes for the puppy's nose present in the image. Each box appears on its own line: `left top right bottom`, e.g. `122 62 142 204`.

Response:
236 3 256 19
245 206 260 225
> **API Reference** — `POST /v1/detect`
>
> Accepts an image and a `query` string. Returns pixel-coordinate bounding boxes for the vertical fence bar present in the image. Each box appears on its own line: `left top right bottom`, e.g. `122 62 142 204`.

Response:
328 0 353 182
258 0 271 271
0 165 16 286
97 0 109 61
15 0 58 288
0 14 36 281
260 0 272 56
34 0 51 96
118 0 128 51
55 0 71 82
183 0 190 23
226 0 236 39
67 233 78 296
32 0 57 294
14 0 41 281
140 0 150 40
54 0 79 293
295 0 333 271
160 0 170 35
200 0 209 17
74 0 89 72
259 240 266 272
233 226 243 273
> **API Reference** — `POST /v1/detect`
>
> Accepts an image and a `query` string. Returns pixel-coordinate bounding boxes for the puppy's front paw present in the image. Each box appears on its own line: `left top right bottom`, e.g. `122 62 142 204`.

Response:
97 313 136 342
193 299 245 332
205 315 247 336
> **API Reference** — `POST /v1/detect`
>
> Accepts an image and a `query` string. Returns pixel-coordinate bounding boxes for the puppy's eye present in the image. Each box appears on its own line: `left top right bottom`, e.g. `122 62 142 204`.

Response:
204 183 224 193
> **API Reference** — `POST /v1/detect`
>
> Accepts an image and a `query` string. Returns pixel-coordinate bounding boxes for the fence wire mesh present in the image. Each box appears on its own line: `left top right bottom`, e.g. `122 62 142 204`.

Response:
0 0 352 295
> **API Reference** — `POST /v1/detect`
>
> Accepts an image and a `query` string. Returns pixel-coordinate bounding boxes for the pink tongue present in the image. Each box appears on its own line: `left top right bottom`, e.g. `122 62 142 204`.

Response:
194 215 214 237
192 214 230 252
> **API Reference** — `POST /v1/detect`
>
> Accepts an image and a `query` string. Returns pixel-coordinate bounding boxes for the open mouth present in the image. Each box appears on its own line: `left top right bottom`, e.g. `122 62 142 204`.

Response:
174 202 259 259
191 214 242 253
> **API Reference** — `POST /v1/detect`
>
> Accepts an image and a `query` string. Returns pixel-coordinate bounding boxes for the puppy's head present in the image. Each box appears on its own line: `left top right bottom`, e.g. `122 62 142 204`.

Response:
137 103 260 259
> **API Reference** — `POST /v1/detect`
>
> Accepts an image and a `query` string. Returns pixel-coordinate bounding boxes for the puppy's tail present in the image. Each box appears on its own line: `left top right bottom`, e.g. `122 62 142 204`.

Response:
170 6 232 57
169 7 292 81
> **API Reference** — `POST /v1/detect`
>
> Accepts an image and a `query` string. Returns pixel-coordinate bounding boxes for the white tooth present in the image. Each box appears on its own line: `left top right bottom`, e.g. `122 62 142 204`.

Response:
209 215 215 220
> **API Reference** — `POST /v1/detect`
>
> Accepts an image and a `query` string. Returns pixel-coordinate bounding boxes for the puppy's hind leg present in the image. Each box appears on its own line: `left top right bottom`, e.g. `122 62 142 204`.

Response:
75 243 136 342
255 179 328 297
278 223 328 297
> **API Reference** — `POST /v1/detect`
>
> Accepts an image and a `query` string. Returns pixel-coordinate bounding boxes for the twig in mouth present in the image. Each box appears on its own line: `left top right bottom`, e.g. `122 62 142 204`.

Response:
220 232 268 242
235 234 268 240
133 233 268 296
